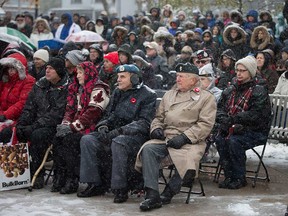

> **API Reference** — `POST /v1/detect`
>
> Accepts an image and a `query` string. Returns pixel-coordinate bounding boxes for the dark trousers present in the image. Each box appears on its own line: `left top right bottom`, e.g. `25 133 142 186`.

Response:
53 133 83 179
215 131 268 180
29 127 55 177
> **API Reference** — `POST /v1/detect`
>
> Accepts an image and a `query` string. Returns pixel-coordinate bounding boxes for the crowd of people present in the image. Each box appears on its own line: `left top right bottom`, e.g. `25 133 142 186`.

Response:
0 2 287 212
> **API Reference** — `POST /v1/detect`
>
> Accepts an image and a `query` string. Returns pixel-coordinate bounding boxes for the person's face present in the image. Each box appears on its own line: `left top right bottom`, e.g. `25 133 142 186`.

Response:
79 17 86 24
281 52 288 61
222 56 232 67
146 48 156 57
7 67 17 76
212 26 219 35
236 64 251 83
103 59 114 70
247 16 254 22
76 67 85 86
45 65 61 84
195 58 210 68
16 16 25 28
178 15 185 21
61 16 68 25
176 72 197 92
129 34 136 41
33 57 46 68
87 23 95 30
200 76 211 89
89 48 99 61
65 59 75 73
256 53 265 68
230 29 238 39
118 52 128 64
203 33 211 42
258 30 264 40
37 21 45 31
73 15 79 23
117 72 132 91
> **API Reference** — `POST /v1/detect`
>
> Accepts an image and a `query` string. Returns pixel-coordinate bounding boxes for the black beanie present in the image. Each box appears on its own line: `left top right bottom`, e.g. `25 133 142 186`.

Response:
47 57 66 78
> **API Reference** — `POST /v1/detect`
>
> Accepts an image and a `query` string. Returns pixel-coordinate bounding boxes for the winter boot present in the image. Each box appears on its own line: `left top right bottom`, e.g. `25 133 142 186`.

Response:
32 175 44 189
218 177 233 189
59 178 79 194
77 184 106 197
113 188 129 203
51 171 66 192
227 178 247 189
140 188 162 211
160 185 175 205
182 169 196 188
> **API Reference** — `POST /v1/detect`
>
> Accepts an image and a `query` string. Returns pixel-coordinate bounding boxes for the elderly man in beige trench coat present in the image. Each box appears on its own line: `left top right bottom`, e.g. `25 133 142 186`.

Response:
135 62 217 211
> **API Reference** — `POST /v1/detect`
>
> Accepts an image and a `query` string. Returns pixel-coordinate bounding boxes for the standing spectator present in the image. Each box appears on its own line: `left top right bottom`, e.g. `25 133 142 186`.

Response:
215 56 271 189
30 18 54 49
15 13 32 37
51 62 110 194
222 25 250 60
273 60 288 95
275 14 287 39
217 49 237 90
255 51 279 94
99 51 120 91
160 4 174 28
229 10 245 27
95 17 107 38
206 10 216 29
77 64 157 203
127 31 141 53
201 30 220 64
16 57 69 189
250 26 274 54
135 63 216 211
88 44 104 71
222 10 231 27
29 49 50 81
177 10 187 28
85 20 96 32
244 10 259 32
79 14 88 30
212 25 223 46
109 26 128 49
259 10 276 34
0 53 35 144
55 13 81 40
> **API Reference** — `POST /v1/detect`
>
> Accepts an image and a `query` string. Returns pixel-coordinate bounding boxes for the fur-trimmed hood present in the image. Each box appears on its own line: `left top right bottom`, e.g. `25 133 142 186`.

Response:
223 25 246 46
153 27 175 45
140 25 155 35
250 25 271 50
0 53 27 80
230 10 244 24
32 18 51 34
112 26 128 38
259 10 273 22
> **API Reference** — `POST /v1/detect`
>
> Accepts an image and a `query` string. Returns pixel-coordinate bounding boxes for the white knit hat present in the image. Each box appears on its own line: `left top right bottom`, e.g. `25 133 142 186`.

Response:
33 49 49 62
235 55 257 78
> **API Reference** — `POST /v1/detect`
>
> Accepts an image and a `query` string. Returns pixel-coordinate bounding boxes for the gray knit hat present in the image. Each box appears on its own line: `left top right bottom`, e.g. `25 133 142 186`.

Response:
235 55 257 78
65 50 86 66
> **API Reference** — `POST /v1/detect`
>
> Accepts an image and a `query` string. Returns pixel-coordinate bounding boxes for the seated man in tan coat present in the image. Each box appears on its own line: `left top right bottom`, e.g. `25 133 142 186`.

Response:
135 62 217 211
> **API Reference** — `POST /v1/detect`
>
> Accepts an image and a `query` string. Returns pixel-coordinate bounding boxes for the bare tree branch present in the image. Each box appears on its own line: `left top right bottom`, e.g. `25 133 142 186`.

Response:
0 0 9 8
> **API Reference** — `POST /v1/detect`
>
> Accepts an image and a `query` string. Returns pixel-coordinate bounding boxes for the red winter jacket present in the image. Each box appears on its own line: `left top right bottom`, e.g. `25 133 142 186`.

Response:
0 53 35 121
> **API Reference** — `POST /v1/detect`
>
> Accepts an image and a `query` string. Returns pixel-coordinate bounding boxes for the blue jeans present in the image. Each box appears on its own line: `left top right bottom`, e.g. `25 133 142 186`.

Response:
215 131 268 180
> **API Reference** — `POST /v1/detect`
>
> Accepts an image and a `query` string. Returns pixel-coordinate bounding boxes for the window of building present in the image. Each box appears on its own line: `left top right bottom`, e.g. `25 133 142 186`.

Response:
71 0 82 4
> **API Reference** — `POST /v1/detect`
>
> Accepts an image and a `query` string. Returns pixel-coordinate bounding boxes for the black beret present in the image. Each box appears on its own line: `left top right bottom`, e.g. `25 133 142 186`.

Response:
175 62 199 75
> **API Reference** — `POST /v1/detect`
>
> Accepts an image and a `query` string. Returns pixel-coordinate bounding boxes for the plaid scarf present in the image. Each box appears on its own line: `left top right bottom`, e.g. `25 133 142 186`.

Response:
227 86 253 116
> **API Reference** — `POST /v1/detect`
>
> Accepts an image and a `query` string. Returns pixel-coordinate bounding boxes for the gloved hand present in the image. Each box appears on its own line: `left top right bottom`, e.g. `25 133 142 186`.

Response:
150 128 165 140
0 126 13 144
0 115 6 122
16 125 35 142
233 124 245 135
166 134 191 149
98 128 121 145
98 125 109 134
56 124 72 138
218 116 233 135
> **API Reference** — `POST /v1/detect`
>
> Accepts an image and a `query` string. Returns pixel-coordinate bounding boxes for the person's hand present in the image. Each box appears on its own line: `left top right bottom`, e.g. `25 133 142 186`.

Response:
166 134 191 149
108 128 121 139
98 128 121 145
0 115 6 122
98 125 109 134
233 124 245 135
56 124 72 138
16 125 33 142
150 128 165 140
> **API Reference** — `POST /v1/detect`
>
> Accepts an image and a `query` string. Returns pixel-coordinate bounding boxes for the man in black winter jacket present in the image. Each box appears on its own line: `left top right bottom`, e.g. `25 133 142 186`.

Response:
16 57 69 189
77 64 157 203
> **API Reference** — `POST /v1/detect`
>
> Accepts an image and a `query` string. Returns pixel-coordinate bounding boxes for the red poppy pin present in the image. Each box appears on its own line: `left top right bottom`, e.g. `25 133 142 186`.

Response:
130 97 137 104
194 87 200 93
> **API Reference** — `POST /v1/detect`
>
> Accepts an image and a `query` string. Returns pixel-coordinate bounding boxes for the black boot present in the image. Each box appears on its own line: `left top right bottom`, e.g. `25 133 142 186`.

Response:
113 188 129 203
218 177 232 189
77 184 106 198
140 188 162 211
32 175 44 189
227 178 247 189
182 169 196 188
160 185 175 205
51 171 66 192
59 178 79 194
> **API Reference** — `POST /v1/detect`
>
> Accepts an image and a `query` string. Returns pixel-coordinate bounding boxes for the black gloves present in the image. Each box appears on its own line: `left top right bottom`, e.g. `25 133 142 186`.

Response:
0 115 6 122
150 128 165 140
16 125 36 142
232 124 245 135
218 116 233 135
98 128 122 145
0 126 13 144
166 134 191 149
56 124 73 138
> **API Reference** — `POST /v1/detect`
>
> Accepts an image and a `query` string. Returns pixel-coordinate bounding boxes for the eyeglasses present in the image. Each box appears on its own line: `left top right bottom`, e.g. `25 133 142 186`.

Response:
196 60 207 64
235 69 248 73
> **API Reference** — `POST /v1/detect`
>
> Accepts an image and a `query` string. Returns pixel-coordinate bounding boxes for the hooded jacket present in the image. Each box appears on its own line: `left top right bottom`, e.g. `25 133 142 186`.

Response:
0 53 35 121
250 26 274 54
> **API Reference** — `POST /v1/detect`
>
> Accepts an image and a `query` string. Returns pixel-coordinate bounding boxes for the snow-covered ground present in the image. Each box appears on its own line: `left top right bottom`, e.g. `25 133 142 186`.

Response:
0 142 287 216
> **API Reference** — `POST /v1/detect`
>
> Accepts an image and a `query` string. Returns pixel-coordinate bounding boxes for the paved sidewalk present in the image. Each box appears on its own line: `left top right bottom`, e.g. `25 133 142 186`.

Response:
1 147 288 216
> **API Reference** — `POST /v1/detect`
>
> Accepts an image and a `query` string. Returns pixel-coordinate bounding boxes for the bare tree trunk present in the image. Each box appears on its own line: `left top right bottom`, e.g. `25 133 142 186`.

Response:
0 0 9 8
101 0 110 16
